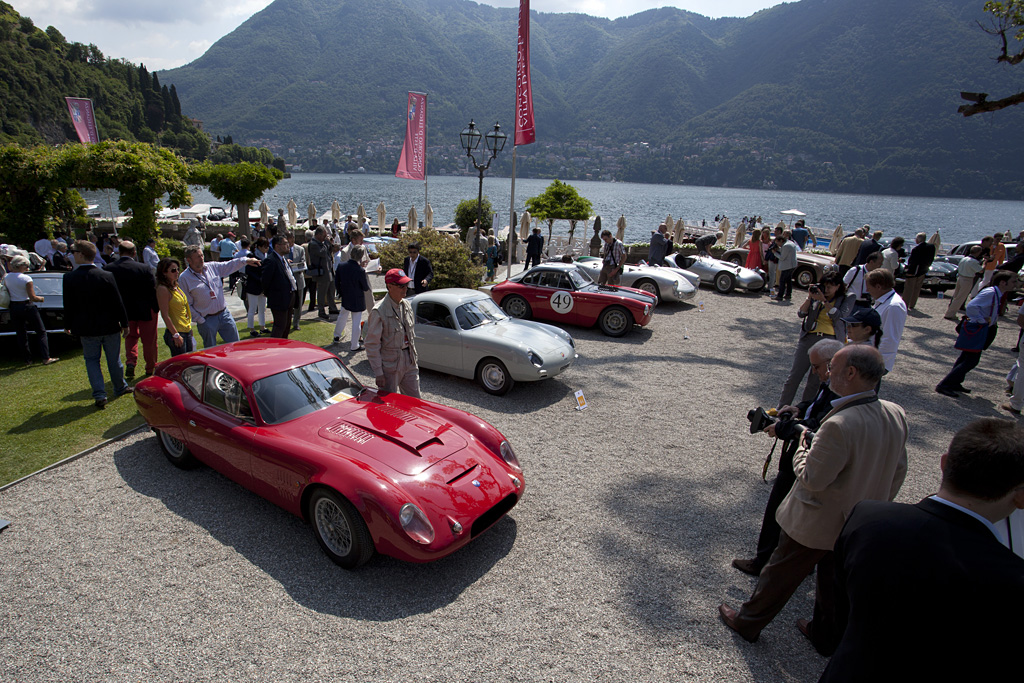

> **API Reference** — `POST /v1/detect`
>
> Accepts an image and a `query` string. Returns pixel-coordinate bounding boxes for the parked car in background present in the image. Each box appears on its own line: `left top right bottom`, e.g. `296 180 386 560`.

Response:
571 257 697 304
133 339 526 569
485 262 656 337
662 253 765 293
721 247 834 288
0 271 66 337
411 289 578 395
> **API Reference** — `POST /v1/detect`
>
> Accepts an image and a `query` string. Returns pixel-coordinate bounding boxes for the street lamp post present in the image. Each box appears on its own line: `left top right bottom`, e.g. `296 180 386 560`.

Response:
460 120 507 230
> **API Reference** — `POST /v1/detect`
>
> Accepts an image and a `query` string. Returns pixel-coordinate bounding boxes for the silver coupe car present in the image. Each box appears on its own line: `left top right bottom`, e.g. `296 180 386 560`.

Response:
410 288 578 395
571 258 697 304
662 253 765 293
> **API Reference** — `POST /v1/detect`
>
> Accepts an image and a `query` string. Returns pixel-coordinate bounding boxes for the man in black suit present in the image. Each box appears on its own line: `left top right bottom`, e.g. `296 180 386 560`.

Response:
732 339 844 577
403 242 433 295
104 241 159 379
851 229 882 266
901 232 936 310
525 227 544 269
262 235 298 338
64 241 130 409
307 227 338 319
820 418 1024 682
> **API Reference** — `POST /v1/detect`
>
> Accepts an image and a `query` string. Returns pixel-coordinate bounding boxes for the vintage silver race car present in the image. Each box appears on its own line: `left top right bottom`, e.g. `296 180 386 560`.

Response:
410 288 578 395
571 257 697 303
721 247 834 288
662 253 765 293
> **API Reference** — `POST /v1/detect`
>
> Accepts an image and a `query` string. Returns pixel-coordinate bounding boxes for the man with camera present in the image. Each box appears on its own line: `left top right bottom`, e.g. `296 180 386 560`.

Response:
734 339 845 577
719 345 908 656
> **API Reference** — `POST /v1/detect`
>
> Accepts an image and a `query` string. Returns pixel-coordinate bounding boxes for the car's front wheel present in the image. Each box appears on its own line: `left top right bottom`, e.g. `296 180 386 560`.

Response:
502 294 531 319
727 254 743 266
794 267 816 288
309 488 374 569
598 305 633 337
156 429 199 469
714 271 736 294
477 358 515 396
634 278 660 304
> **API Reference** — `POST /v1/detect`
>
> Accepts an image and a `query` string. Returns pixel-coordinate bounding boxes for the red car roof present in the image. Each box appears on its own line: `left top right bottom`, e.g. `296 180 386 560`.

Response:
184 338 338 387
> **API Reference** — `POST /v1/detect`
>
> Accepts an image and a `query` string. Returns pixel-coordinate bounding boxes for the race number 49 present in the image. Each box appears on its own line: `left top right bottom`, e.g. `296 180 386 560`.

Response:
550 291 574 314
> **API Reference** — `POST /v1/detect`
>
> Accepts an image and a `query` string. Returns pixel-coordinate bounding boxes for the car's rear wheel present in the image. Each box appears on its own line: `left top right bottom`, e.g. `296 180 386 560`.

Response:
727 254 743 266
598 305 633 337
309 488 374 569
502 294 531 319
156 429 199 469
794 267 816 288
634 278 660 304
477 358 515 396
714 271 736 294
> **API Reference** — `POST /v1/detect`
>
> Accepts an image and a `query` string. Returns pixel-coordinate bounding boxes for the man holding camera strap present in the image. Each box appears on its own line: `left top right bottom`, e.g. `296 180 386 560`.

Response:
720 345 908 656
734 339 845 578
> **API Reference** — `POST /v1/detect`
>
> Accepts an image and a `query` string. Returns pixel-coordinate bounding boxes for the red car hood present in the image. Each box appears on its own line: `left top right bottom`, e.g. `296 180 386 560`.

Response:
317 399 468 476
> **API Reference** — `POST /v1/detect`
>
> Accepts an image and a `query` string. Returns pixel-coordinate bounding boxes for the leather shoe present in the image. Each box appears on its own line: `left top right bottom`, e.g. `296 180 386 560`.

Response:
125 364 135 380
94 398 107 409
935 386 959 398
731 558 761 577
952 385 972 394
718 603 758 643
797 618 813 640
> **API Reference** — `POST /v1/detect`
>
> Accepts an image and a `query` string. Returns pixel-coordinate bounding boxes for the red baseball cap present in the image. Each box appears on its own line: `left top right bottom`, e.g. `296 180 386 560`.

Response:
384 268 412 286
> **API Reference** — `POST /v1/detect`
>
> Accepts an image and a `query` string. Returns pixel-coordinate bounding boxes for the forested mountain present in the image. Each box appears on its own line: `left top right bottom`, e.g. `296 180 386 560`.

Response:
0 2 211 158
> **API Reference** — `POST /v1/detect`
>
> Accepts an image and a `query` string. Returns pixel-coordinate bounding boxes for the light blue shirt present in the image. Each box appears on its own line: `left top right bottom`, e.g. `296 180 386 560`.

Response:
965 285 1001 324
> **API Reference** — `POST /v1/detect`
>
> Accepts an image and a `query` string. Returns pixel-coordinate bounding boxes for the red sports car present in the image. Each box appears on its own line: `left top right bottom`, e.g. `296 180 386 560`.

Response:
133 339 525 569
486 262 656 337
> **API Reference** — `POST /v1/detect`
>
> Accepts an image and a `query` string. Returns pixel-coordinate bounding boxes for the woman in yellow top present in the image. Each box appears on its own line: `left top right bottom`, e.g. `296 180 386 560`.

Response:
156 258 195 356
777 271 856 409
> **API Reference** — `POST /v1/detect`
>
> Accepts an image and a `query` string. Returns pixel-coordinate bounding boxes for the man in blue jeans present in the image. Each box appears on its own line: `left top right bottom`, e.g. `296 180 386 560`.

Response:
178 245 261 348
63 241 130 409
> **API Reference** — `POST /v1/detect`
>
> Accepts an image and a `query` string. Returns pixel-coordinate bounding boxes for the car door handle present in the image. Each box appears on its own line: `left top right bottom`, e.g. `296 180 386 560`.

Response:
189 420 196 426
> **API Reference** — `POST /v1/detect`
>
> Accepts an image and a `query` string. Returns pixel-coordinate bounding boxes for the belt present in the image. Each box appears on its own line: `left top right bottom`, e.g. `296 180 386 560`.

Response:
202 308 225 319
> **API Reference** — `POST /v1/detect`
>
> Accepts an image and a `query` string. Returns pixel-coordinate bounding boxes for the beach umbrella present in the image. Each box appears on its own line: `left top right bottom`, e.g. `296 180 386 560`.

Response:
376 202 386 236
307 202 317 223
425 204 434 228
357 203 366 228
734 219 747 247
780 209 806 226
258 201 269 227
520 210 531 240
718 217 731 246
673 218 685 244
830 224 845 255
287 199 297 228
616 214 626 242
408 206 418 232
929 230 942 247
665 214 673 233
330 200 341 223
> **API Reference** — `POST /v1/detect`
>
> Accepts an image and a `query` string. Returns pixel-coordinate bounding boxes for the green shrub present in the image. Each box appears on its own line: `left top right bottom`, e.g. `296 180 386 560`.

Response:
454 196 493 239
377 227 484 290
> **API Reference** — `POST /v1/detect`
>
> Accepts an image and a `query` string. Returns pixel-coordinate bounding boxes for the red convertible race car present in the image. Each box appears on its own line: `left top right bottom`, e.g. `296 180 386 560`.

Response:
485 262 656 337
133 339 525 568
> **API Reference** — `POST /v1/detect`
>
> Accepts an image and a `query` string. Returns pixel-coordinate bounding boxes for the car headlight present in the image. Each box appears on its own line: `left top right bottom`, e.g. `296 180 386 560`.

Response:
644 304 651 315
499 440 521 470
399 503 435 544
527 350 543 367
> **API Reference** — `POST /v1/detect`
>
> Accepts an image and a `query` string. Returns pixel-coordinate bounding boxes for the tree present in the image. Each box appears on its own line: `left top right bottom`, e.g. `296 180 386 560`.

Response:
376 227 484 289
454 196 493 238
524 180 593 256
190 161 284 236
959 1 1024 116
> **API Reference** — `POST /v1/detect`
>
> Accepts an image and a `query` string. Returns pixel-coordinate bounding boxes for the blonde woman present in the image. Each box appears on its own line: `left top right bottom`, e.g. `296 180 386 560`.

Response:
3 255 58 365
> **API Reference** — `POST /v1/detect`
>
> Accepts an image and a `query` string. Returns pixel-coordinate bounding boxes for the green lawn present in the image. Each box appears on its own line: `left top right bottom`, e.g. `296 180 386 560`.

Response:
0 319 337 487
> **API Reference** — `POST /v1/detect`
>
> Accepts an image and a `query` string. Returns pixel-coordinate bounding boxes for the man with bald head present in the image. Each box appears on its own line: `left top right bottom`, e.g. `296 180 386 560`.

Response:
719 345 908 656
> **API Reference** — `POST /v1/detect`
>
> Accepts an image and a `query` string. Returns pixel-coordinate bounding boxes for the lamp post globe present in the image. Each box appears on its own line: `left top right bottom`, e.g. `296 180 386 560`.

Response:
461 119 505 233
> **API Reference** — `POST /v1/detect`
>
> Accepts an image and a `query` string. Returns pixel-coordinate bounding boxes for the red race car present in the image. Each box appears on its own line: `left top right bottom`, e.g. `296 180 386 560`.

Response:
133 339 525 569
486 262 656 337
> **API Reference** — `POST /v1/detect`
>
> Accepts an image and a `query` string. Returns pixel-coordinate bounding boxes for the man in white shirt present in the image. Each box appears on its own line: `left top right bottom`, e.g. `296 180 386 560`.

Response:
843 251 882 302
880 236 903 273
867 269 907 375
33 235 55 264
944 245 984 320
142 239 160 271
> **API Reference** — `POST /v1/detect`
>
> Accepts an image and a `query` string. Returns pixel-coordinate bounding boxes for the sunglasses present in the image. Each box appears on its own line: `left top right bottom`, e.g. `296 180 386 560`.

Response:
168 267 179 272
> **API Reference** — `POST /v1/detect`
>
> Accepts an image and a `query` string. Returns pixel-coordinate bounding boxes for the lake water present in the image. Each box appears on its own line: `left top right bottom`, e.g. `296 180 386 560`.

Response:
82 173 1024 247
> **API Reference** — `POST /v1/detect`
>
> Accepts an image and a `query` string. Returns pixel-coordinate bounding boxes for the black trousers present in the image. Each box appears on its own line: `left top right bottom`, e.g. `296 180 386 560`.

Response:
752 440 798 571
778 268 795 300
937 325 998 389
10 301 50 362
270 306 294 338
525 253 541 269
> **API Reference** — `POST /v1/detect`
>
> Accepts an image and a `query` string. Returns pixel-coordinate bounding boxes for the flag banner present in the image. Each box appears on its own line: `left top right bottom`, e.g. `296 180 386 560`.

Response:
395 92 427 180
65 97 99 143
515 0 535 146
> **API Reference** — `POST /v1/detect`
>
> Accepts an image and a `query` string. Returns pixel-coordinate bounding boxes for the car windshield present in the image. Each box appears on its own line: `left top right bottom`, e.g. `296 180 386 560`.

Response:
455 298 508 329
28 277 63 296
568 269 592 287
252 358 364 424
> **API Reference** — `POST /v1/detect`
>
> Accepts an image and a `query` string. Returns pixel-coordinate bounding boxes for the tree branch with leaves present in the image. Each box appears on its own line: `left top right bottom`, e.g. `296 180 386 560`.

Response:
959 1 1024 116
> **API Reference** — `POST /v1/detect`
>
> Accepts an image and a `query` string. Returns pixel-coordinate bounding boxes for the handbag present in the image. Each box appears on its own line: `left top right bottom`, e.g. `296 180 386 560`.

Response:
0 280 10 308
954 320 990 352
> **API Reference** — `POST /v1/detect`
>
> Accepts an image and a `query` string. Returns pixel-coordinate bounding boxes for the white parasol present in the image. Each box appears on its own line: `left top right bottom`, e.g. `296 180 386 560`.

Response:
287 199 297 228
718 217 731 246
616 214 626 242
780 209 806 223
307 202 317 224
520 211 531 240
376 202 386 236
665 214 673 236
408 206 418 232
357 203 366 228
425 204 434 228
258 201 269 227
830 224 845 255
734 218 747 247
929 230 942 247
674 218 685 244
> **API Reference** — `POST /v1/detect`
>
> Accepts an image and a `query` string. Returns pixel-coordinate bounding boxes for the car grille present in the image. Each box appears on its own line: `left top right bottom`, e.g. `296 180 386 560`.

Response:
470 492 518 538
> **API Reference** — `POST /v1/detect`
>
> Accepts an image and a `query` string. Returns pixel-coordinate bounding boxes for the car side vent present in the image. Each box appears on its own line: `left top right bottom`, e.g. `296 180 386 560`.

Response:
371 404 417 422
446 464 478 486
325 422 374 445
416 437 443 452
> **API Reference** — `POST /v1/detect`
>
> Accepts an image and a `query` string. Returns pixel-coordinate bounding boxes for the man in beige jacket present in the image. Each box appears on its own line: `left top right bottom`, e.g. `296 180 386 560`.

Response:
364 268 420 397
719 345 908 655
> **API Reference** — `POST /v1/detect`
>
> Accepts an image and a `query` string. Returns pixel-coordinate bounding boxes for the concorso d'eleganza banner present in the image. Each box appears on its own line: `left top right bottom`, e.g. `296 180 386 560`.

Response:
515 0 535 146
65 97 99 143
395 92 427 181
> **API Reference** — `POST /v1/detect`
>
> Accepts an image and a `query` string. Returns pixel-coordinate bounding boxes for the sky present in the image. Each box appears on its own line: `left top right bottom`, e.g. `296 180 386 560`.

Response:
11 0 783 70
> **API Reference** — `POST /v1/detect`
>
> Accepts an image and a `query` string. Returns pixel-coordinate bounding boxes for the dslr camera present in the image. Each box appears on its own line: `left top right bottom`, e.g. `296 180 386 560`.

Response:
746 407 806 442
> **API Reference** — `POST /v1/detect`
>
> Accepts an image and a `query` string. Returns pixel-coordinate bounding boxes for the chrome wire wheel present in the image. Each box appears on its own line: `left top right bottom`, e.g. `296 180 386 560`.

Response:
635 279 660 304
156 429 198 469
315 496 353 557
159 431 186 458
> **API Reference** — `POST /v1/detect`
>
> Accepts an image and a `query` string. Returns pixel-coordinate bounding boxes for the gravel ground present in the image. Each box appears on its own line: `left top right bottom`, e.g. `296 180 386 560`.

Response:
1 286 1019 683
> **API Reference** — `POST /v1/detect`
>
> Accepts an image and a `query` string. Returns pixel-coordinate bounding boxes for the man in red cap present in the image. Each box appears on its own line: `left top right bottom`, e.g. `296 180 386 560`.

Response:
364 268 420 397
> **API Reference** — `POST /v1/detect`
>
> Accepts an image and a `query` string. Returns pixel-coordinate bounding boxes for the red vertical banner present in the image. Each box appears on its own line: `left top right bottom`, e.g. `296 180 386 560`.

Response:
65 97 99 143
395 92 427 180
515 0 535 146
